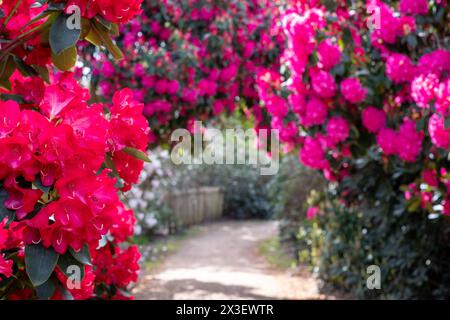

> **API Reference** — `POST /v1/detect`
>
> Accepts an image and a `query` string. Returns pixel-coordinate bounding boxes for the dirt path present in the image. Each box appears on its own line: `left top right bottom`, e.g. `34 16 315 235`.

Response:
133 220 333 300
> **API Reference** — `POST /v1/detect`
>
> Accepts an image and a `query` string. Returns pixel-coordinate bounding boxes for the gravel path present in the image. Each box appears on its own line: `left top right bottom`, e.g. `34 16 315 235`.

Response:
133 220 335 300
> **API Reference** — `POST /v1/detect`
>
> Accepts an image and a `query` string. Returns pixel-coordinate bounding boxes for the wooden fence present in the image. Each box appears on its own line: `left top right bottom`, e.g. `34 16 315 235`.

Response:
165 187 224 231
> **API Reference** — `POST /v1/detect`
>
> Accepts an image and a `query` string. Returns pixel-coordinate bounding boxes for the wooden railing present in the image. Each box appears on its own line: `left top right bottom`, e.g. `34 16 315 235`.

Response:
165 187 224 231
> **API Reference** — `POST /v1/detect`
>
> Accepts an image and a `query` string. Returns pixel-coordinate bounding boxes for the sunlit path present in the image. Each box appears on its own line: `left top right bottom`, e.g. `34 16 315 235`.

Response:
133 220 334 300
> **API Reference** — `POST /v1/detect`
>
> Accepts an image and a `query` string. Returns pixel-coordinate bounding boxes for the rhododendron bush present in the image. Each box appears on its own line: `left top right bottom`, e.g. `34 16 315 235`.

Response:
256 0 449 298
0 0 150 299
86 0 284 144
255 0 449 217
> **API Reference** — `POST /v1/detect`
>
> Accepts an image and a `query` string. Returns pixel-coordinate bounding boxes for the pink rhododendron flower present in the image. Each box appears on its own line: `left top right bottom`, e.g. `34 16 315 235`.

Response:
386 53 415 83
423 169 438 187
310 70 337 98
399 0 429 15
101 61 116 78
428 113 450 149
141 75 155 89
307 207 320 219
417 50 450 76
289 94 306 115
300 136 329 170
301 97 328 127
266 96 289 118
317 40 341 70
341 78 367 104
197 79 218 96
154 79 168 95
397 120 423 162
444 200 450 216
166 80 180 95
369 1 402 45
435 79 450 114
377 127 397 155
411 73 439 108
326 116 350 144
134 63 145 78
362 107 387 133
181 88 199 104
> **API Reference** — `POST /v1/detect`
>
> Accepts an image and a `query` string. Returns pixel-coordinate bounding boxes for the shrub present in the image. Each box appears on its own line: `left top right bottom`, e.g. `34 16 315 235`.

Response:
303 192 450 299
256 0 449 299
268 154 325 258
0 0 148 299
85 0 284 145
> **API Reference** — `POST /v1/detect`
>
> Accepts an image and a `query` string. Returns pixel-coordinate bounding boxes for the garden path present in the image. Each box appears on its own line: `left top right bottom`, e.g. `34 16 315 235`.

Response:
132 220 335 300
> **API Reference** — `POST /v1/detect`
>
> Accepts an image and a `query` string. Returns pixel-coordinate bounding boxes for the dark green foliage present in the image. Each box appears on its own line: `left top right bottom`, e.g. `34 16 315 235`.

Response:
313 199 450 299
268 155 326 257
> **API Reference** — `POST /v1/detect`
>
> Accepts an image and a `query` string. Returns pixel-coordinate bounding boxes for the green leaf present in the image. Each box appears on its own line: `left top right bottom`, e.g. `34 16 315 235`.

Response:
0 93 25 103
33 65 50 83
33 175 51 193
123 147 151 162
35 277 56 300
47 2 65 11
85 26 102 47
13 56 38 77
57 283 74 300
25 244 59 287
51 46 77 71
21 10 56 30
95 15 112 31
0 189 15 225
342 27 353 47
69 245 92 266
0 54 16 84
445 116 450 129
406 34 417 49
57 252 85 280
407 198 421 213
322 0 337 11
0 79 11 91
109 23 119 37
30 0 48 8
49 13 81 55
92 23 124 60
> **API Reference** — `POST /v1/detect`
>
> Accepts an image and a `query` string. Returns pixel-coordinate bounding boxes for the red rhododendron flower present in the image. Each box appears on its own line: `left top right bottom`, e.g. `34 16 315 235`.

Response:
0 254 13 278
4 177 42 220
67 0 143 23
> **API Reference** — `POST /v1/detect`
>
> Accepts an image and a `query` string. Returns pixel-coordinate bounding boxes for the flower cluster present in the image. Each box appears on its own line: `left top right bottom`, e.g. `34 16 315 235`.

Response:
255 0 449 218
1 0 147 300
86 0 284 144
67 0 143 23
0 72 148 298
